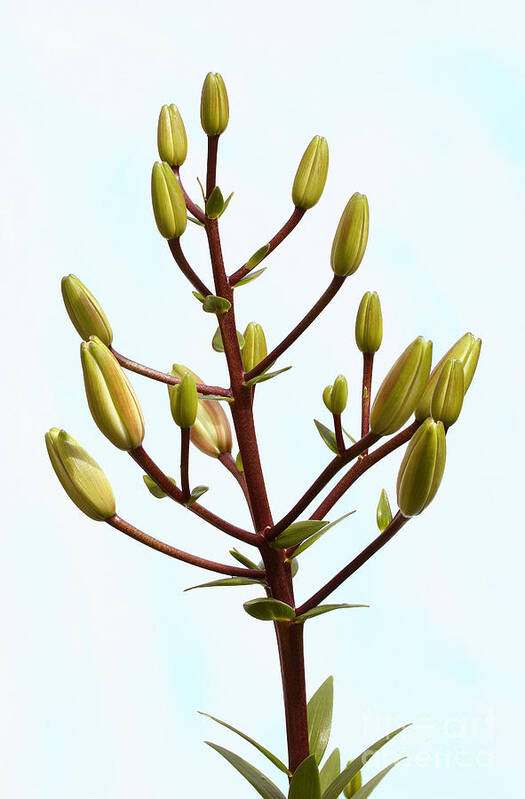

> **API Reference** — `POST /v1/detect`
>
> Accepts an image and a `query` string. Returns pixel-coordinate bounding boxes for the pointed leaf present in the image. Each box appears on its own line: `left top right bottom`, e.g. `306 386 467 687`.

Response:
184 577 263 592
205 186 224 219
350 759 405 799
233 267 268 287
188 215 205 227
200 712 289 776
192 291 205 303
202 294 231 314
245 243 271 272
272 520 328 550
244 598 295 622
376 489 393 532
295 604 368 623
196 176 206 202
244 366 292 387
230 549 262 570
218 191 234 217
319 749 340 795
206 742 286 799
291 512 356 558
314 420 339 454
143 474 176 498
321 725 410 799
185 485 209 507
307 677 333 765
343 427 357 444
289 754 321 799
212 327 245 352
197 394 234 403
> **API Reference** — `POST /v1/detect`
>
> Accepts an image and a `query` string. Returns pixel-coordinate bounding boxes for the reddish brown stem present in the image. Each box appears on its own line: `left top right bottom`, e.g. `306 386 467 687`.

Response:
107 514 264 579
168 238 212 297
180 427 191 501
296 512 409 615
228 207 306 286
206 135 219 198
110 348 231 397
244 275 346 381
361 353 374 453
219 452 256 528
172 166 206 223
333 413 345 454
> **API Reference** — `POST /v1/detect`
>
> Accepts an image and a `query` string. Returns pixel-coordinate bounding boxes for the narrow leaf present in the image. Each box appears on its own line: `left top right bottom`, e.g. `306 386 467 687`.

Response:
185 485 209 507
319 749 340 795
246 243 271 271
295 604 368 623
321 725 410 799
230 549 262 570
376 489 393 532
233 267 267 287
188 215 205 227
289 754 321 799
206 742 286 799
272 520 327 550
314 420 339 454
218 191 234 217
350 759 405 799
197 394 234 403
212 327 245 352
244 598 295 622
196 176 206 202
291 511 356 558
343 427 357 444
199 712 289 776
192 291 205 303
184 577 263 592
244 366 292 386
307 676 333 766
143 474 176 498
202 295 232 314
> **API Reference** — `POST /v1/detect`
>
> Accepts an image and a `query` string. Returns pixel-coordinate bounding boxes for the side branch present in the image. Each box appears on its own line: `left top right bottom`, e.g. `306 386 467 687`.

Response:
168 238 212 297
361 352 373 452
244 275 346 381
107 514 264 579
110 348 231 397
296 512 409 615
228 207 306 286
172 166 206 223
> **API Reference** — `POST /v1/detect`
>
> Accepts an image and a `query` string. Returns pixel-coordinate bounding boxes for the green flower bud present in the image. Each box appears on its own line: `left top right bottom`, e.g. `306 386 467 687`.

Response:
151 161 187 239
200 72 229 136
61 274 113 346
169 364 233 457
242 323 267 373
169 372 198 429
415 332 481 421
430 358 464 427
376 488 393 532
157 104 188 166
324 374 348 415
81 336 145 451
292 135 329 210
397 418 446 517
355 291 382 354
330 193 369 277
370 337 433 435
343 768 362 798
45 428 116 520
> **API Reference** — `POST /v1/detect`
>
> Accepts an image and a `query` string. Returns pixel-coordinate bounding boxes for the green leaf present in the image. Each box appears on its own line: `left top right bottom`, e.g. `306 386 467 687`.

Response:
245 243 271 271
307 676 333 766
244 366 292 386
343 427 357 444
321 725 410 799
289 557 299 578
319 749 340 795
196 176 206 202
212 327 245 352
290 511 356 558
202 295 232 314
200 712 289 776
185 485 209 507
205 186 224 218
295 604 368 623
230 549 262 570
143 474 176 498
188 215 205 227
314 420 339 454
192 291 205 303
218 191 234 217
376 489 393 532
233 267 268 287
350 759 405 799
244 598 295 622
206 742 286 799
289 754 321 799
184 577 263 592
272 520 328 550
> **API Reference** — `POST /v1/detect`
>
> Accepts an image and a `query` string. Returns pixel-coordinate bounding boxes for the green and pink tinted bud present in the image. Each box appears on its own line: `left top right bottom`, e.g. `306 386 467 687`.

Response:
370 336 432 435
430 358 464 427
61 274 113 346
169 372 198 429
81 336 145 451
330 193 369 277
397 418 446 517
355 291 382 354
157 104 188 166
292 135 329 210
151 161 187 239
200 72 229 136
415 332 481 421
323 374 348 415
170 364 233 457
45 428 116 520
242 323 267 373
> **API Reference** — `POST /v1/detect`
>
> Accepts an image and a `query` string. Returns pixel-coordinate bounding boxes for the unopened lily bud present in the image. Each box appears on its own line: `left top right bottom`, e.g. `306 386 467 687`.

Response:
170 373 198 429
292 135 329 210
242 323 267 372
81 337 145 451
200 72 229 136
45 428 115 520
330 193 369 277
376 488 393 532
157 104 188 166
430 358 464 427
324 374 348 415
343 768 362 798
415 332 481 421
397 418 446 517
370 337 432 435
355 291 382 354
322 385 333 411
151 161 187 239
170 364 233 457
61 274 113 346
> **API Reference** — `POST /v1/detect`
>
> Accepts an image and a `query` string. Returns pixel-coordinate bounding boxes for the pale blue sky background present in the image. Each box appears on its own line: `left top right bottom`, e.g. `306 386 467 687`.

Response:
2 1 524 797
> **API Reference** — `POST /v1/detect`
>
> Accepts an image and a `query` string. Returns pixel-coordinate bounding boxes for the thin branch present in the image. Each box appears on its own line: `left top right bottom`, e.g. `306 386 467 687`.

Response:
333 413 345 454
244 275 346 381
228 207 306 286
168 238 212 297
180 427 191 501
206 135 219 198
110 348 232 397
361 353 373 453
130 445 260 546
107 514 264 579
218 452 256 527
172 166 206 223
295 512 409 615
